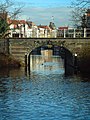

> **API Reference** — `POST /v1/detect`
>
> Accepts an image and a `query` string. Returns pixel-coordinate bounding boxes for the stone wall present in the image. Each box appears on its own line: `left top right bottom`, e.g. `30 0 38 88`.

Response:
0 39 9 54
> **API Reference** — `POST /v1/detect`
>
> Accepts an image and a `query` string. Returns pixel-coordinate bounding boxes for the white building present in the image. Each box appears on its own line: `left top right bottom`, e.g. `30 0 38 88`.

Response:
8 19 38 38
8 19 57 38
38 25 52 38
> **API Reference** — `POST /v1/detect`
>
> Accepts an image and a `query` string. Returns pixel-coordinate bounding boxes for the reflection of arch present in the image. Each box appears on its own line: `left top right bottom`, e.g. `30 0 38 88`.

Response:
27 45 74 75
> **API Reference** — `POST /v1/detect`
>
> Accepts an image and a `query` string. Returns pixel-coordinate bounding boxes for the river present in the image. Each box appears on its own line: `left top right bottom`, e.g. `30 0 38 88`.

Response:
0 55 90 120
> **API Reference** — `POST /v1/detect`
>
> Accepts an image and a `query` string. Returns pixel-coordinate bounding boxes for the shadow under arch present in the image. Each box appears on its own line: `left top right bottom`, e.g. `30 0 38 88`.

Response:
27 45 75 76
58 46 74 75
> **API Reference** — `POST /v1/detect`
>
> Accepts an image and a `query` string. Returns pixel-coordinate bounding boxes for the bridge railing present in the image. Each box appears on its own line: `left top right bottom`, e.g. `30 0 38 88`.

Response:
57 28 90 38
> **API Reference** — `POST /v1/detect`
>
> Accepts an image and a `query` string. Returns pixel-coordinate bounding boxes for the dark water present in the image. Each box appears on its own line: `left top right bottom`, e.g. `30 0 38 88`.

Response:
0 55 90 120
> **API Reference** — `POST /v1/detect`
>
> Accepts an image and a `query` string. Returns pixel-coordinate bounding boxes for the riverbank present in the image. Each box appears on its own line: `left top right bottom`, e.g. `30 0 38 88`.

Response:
0 53 21 68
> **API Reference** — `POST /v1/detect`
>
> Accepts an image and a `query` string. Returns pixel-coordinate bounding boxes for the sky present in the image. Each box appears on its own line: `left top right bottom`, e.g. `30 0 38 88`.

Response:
2 0 73 27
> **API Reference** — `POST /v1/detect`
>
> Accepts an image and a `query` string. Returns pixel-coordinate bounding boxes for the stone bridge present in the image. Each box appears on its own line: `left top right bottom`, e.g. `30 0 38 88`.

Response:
0 38 90 74
8 38 90 61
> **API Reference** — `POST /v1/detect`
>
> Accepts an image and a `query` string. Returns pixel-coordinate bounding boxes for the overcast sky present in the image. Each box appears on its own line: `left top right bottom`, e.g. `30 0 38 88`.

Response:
3 0 73 27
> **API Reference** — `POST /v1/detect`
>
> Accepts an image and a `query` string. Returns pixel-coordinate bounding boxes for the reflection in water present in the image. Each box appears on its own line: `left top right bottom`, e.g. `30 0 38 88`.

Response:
0 55 90 120
30 55 64 75
0 67 25 78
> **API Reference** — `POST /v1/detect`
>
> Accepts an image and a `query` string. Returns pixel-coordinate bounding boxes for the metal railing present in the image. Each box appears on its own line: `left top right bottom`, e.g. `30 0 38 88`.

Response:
57 28 90 38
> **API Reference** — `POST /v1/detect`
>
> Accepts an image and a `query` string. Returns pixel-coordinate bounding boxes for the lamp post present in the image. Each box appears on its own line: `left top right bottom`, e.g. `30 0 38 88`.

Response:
84 28 86 38
73 28 76 38
25 53 28 76
74 53 78 74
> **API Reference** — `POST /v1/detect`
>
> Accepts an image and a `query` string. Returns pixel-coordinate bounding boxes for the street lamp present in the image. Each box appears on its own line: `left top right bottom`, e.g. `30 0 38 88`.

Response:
75 53 77 57
74 53 78 74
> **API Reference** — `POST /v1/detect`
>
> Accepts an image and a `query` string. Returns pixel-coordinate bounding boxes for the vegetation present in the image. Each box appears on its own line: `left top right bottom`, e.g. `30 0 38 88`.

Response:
0 1 22 68
71 0 90 27
0 0 22 38
0 14 9 38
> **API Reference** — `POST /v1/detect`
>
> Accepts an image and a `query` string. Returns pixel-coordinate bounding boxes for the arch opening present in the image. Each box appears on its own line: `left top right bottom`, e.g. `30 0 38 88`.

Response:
26 45 75 75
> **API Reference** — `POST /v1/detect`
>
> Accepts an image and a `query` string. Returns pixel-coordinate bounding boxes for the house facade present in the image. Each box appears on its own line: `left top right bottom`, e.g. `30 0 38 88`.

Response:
8 19 38 38
7 19 57 38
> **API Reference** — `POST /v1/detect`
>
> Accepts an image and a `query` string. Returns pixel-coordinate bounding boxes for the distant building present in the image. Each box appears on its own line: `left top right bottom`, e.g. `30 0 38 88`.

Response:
8 19 58 38
49 22 56 30
38 25 51 38
57 27 82 38
8 19 27 38
49 22 57 38
8 19 38 38
68 27 82 38
57 27 68 38
26 21 38 38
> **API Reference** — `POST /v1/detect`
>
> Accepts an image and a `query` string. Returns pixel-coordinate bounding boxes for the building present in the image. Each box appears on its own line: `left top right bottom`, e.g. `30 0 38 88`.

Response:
0 12 58 38
38 25 51 38
8 19 26 38
49 22 57 38
8 19 38 38
57 27 82 38
57 27 68 38
26 21 38 38
49 22 56 30
8 19 57 38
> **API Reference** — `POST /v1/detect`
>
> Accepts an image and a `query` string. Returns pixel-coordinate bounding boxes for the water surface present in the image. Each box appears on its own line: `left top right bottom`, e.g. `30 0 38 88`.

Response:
0 55 90 120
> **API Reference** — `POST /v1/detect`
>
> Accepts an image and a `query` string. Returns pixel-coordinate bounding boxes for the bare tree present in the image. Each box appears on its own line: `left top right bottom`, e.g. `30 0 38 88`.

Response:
0 0 22 38
71 0 90 27
71 0 90 8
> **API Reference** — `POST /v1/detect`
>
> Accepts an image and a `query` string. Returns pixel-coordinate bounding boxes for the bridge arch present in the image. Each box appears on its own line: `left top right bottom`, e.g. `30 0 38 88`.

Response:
27 44 74 75
9 38 84 74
